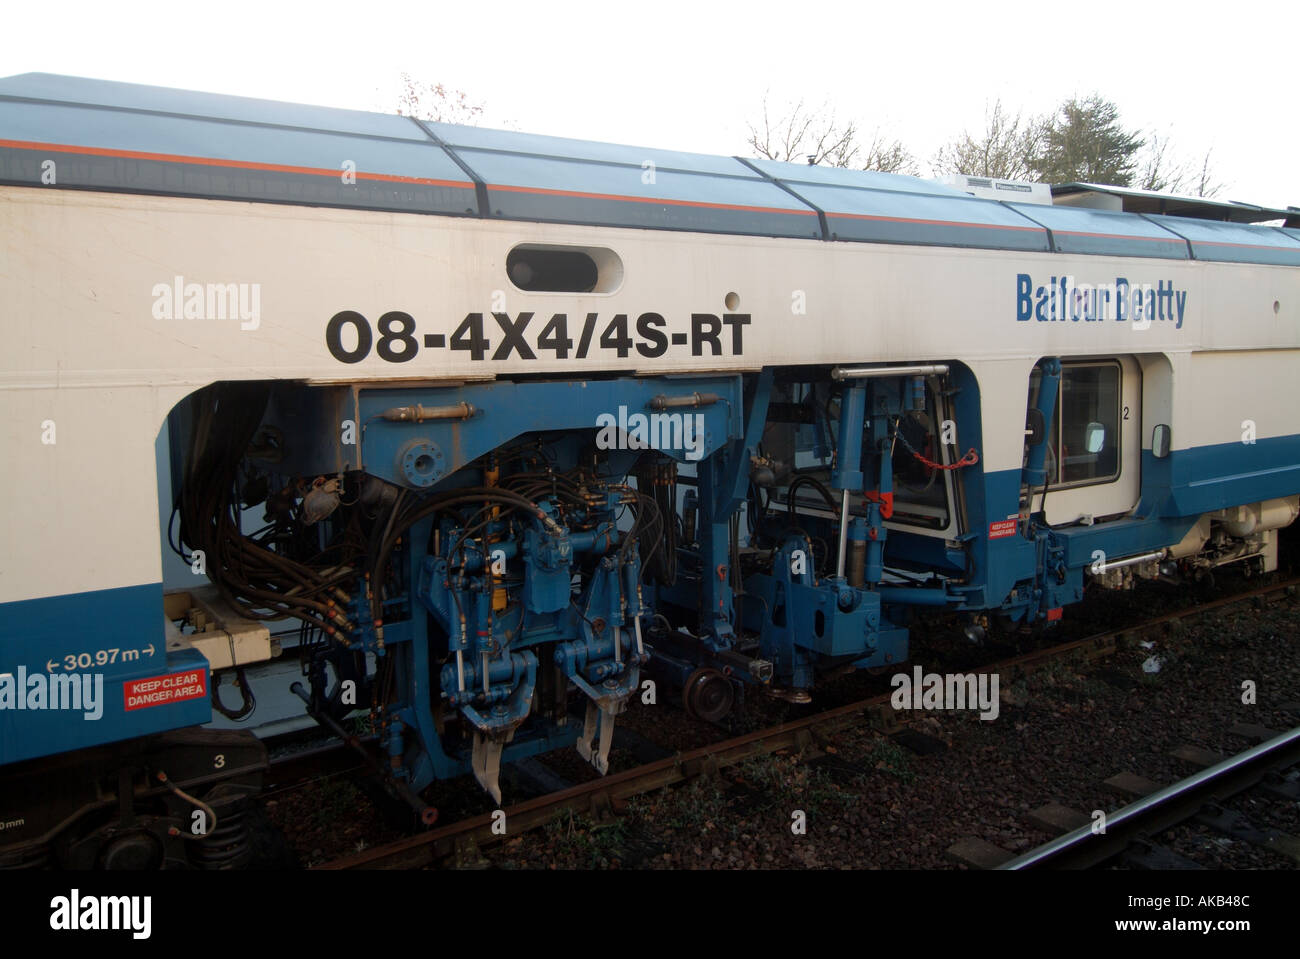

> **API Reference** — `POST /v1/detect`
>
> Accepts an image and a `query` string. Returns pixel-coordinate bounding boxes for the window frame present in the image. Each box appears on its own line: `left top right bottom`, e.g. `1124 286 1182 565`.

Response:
1039 359 1124 492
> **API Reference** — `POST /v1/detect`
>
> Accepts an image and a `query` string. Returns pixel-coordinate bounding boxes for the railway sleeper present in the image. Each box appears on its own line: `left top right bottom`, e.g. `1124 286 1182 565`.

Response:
1193 802 1300 863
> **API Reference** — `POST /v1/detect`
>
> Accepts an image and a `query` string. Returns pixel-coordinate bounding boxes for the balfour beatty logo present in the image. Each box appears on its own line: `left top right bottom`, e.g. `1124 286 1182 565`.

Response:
1016 274 1187 329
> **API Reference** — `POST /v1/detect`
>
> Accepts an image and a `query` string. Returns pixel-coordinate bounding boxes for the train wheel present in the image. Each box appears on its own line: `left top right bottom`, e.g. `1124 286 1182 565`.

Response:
682 668 734 723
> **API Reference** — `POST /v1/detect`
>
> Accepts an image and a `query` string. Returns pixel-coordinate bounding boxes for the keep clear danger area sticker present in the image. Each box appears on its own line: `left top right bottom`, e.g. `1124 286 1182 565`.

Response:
988 519 1018 539
124 670 207 711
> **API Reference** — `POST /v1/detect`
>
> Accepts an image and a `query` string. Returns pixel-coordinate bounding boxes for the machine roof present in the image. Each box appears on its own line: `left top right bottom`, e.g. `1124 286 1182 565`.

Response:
1 73 1294 265
1052 182 1299 227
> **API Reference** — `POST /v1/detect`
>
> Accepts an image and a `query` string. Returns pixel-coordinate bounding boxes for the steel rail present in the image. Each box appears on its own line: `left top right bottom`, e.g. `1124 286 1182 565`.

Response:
999 725 1300 870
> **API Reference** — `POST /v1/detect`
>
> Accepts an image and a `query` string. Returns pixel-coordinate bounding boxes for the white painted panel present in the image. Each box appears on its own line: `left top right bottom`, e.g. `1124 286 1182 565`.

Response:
2 187 1297 603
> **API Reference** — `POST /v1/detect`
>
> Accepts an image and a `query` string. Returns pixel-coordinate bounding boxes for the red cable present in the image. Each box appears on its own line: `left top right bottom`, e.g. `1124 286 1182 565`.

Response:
911 448 979 471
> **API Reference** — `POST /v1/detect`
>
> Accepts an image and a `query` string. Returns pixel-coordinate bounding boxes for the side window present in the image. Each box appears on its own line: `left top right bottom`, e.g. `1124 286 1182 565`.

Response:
1025 361 1122 488
1058 364 1120 484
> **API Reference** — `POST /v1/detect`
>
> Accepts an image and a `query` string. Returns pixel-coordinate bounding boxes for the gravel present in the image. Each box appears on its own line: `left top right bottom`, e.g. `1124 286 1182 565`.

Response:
480 586 1300 870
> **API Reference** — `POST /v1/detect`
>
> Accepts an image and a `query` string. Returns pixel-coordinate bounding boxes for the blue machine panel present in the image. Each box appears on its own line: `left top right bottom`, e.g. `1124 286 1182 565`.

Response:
1144 214 1300 266
357 375 745 483
1007 202 1190 259
0 583 213 764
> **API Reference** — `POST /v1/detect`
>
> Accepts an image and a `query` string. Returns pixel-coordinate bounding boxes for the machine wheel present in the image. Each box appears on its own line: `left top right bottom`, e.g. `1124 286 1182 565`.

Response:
682 668 734 723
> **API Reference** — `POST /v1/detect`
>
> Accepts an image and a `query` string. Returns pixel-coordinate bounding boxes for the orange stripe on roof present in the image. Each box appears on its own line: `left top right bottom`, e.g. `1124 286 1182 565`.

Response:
1055 230 1184 243
1191 239 1300 252
488 181 818 216
1056 228 1298 252
0 139 474 189
826 210 1043 232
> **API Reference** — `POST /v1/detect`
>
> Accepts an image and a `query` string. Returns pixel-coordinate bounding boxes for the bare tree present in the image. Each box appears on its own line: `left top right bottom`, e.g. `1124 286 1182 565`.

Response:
746 93 917 174
858 132 919 176
932 100 1046 181
1190 148 1225 198
1135 132 1224 197
1135 130 1183 192
747 94 858 166
396 73 485 125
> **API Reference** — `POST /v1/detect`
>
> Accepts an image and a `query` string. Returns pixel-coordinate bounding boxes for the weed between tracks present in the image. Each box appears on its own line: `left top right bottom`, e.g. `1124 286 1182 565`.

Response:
541 810 634 869
497 743 916 868
862 740 916 783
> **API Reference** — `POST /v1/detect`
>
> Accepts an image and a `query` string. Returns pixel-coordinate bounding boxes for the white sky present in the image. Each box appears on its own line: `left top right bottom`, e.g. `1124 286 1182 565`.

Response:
3 0 1296 209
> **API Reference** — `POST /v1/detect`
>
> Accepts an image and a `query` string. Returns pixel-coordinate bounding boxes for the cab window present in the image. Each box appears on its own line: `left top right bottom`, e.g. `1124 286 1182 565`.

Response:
1027 361 1122 487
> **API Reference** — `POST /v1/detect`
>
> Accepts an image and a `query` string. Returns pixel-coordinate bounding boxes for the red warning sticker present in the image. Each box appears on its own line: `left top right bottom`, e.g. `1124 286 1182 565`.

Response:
988 519 1018 539
123 670 207 711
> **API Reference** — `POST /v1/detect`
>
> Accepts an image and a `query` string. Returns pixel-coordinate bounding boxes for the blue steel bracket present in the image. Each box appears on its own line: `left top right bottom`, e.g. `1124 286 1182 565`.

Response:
442 647 538 802
419 540 548 800
1023 358 1061 494
357 376 745 486
993 525 1081 625
747 533 904 689
698 368 774 649
1035 528 1081 618
552 555 649 775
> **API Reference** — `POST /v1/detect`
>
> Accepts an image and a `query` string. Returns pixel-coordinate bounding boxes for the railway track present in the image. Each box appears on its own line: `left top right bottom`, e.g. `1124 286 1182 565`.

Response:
994 724 1300 870
312 576 1300 869
263 740 369 798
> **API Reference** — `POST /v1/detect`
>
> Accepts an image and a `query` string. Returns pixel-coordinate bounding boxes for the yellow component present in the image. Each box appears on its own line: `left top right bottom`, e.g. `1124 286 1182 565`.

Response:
485 463 506 611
